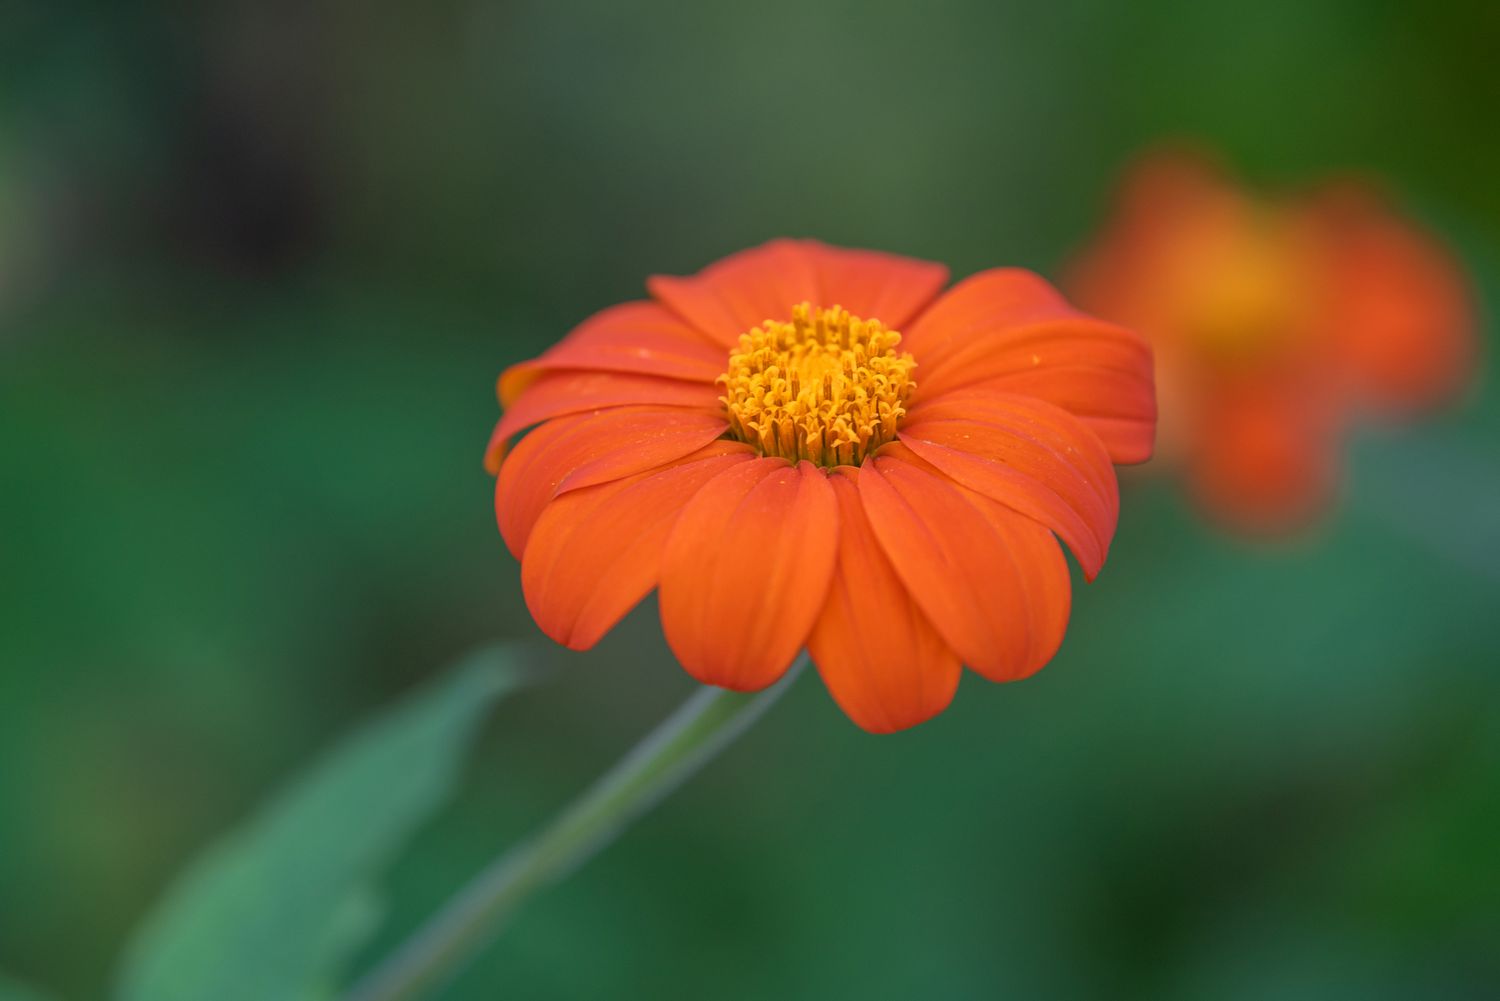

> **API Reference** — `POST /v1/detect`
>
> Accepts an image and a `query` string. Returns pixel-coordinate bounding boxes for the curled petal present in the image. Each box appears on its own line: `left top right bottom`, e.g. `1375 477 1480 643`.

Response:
487 370 721 462
522 444 756 650
660 458 838 691
807 470 961 733
899 391 1118 579
648 239 948 346
904 268 1155 464
963 488 1073 683
498 300 725 404
494 407 729 557
858 448 1072 682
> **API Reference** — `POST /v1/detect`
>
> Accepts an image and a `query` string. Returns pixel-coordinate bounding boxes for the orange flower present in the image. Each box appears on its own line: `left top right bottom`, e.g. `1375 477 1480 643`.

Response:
488 240 1155 732
1069 150 1476 533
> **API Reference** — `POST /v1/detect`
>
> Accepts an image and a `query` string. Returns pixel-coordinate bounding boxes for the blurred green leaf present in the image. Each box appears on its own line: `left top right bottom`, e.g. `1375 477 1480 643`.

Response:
113 645 529 1001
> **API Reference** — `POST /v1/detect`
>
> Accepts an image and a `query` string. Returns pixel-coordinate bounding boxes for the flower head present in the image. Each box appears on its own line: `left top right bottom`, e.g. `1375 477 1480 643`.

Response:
1069 150 1476 533
488 240 1155 732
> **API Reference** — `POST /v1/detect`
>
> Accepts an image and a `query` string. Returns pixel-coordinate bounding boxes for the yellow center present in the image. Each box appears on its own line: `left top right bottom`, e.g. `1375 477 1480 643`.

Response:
718 302 916 467
1179 212 1307 365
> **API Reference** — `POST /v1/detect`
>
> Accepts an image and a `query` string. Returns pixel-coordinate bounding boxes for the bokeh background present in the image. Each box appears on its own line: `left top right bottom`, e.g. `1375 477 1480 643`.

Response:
3 2 1498 998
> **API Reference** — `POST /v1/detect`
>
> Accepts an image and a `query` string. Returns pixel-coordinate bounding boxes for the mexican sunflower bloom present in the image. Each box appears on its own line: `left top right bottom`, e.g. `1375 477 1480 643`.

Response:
486 240 1155 732
1069 150 1476 533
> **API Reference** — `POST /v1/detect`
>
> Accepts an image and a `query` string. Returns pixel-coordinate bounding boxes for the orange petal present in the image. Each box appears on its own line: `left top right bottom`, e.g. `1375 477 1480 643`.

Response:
647 239 949 346
498 300 725 404
800 241 950 330
1189 381 1339 534
1305 185 1475 413
490 370 721 447
904 268 1156 464
807 469 961 733
494 407 729 557
964 487 1073 682
522 445 756 649
858 448 1072 682
899 391 1118 579
659 458 838 691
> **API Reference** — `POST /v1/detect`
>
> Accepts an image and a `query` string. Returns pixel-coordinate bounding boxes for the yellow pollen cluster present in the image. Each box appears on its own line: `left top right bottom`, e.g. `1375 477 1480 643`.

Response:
718 302 916 467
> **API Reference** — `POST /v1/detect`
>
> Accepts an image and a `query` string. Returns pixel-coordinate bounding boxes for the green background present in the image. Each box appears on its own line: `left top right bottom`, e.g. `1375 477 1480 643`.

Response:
3 1 1497 998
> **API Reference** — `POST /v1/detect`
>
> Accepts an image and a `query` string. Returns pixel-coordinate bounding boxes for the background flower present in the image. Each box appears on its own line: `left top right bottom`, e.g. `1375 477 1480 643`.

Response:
1068 149 1477 532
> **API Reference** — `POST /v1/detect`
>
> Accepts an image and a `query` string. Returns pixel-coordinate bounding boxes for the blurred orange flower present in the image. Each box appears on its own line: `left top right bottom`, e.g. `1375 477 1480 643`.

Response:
1069 150 1476 533
487 240 1155 732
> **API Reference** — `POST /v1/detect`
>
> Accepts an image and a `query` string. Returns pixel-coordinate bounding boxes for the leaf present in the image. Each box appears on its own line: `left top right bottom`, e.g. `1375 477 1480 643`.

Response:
114 644 530 1001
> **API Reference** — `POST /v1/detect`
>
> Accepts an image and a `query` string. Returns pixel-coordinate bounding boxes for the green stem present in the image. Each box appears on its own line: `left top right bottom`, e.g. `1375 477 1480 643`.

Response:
343 654 808 1001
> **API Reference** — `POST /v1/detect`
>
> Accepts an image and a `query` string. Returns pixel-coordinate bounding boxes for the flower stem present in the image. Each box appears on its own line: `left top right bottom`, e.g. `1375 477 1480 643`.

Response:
343 654 808 1001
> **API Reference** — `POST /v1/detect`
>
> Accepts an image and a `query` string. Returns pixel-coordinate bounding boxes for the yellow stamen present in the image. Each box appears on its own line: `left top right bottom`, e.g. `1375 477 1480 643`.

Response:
718 302 916 467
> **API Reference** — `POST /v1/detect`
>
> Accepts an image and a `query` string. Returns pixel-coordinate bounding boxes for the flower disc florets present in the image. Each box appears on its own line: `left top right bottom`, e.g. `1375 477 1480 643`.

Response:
718 302 916 467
